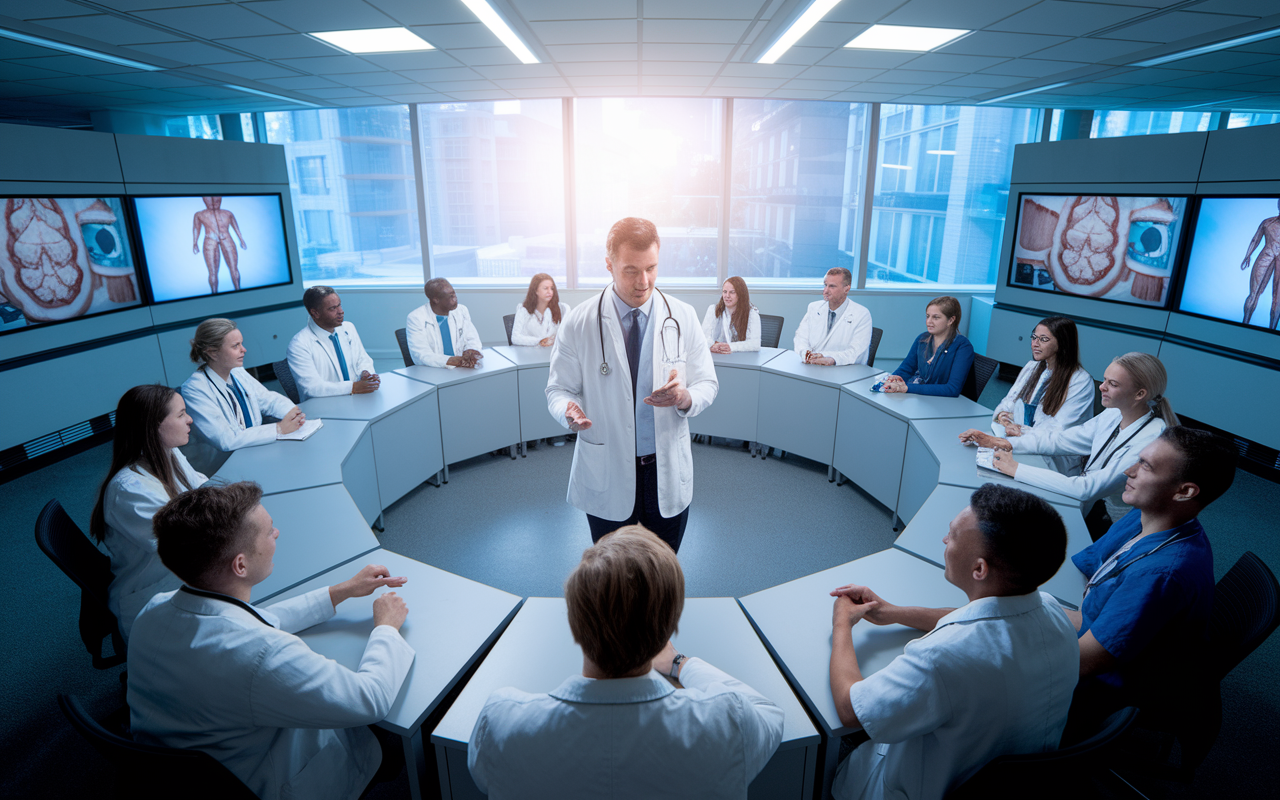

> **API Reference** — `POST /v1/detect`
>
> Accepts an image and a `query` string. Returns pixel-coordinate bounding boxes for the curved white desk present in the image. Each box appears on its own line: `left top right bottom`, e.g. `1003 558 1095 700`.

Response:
689 347 786 454
489 345 564 453
395 349 520 469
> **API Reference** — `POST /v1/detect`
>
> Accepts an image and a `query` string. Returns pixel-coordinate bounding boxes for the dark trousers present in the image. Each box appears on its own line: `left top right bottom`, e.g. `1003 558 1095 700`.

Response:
586 457 689 553
359 725 405 798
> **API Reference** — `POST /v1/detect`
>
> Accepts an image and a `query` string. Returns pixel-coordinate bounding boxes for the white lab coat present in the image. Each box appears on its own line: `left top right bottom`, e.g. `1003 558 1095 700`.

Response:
128 587 414 800
990 360 1095 476
180 365 297 475
101 450 206 640
701 304 761 352
406 303 484 367
547 288 718 520
793 298 873 365
511 302 570 346
286 319 376 401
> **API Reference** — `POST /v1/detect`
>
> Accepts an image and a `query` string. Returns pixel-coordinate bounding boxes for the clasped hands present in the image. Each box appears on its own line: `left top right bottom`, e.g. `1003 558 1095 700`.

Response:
958 428 1020 476
880 375 908 393
709 341 732 354
803 350 836 366
830 583 892 629
447 349 484 368
353 369 381 394
275 406 307 434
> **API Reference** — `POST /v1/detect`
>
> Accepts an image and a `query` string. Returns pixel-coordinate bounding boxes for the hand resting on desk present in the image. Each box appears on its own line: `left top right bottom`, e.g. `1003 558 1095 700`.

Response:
958 429 1011 450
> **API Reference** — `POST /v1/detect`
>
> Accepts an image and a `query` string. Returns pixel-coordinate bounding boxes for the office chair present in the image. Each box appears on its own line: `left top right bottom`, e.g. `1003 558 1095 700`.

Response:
867 327 884 368
271 359 301 404
960 354 999 403
758 314 784 349
947 706 1139 800
394 327 414 367
34 500 125 670
59 694 256 800
503 314 516 346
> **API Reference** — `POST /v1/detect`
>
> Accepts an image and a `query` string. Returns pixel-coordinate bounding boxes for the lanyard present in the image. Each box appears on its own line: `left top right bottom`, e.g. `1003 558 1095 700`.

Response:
1084 413 1155 475
1084 526 1198 597
202 366 247 429
179 585 274 627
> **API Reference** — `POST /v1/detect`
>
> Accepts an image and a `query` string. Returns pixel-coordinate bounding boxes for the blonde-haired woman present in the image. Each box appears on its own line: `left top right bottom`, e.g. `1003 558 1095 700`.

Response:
960 352 1177 539
180 317 305 474
701 277 760 353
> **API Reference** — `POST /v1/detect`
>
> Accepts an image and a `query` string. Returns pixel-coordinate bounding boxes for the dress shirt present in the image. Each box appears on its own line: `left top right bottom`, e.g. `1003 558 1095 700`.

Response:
406 303 483 367
890 334 975 397
793 298 873 365
180 366 297 475
991 361 1095 476
701 305 762 352
835 592 1078 800
286 319 375 401
468 658 784 800
129 587 414 800
1008 408 1166 518
511 302 570 346
101 450 206 640
612 288 656 458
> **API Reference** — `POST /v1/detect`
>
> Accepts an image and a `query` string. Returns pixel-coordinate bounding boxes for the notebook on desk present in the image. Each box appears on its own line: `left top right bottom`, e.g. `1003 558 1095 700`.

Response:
278 418 323 441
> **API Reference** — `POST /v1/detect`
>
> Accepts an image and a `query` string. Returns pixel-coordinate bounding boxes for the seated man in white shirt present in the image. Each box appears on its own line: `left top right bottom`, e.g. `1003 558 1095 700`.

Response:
794 267 873 365
468 525 784 800
128 481 415 800
406 278 484 368
286 286 380 401
828 484 1078 800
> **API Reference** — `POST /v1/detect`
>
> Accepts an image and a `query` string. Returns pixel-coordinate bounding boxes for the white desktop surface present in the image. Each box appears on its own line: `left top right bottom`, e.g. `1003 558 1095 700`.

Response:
761 349 881 388
255 485 380 603
297 372 435 423
212 418 369 494
711 346 788 368
393 348 516 387
489 344 553 368
841 376 993 421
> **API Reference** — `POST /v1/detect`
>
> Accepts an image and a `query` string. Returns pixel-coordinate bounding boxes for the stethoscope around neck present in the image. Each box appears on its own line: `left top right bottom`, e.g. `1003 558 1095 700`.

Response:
596 284 680 376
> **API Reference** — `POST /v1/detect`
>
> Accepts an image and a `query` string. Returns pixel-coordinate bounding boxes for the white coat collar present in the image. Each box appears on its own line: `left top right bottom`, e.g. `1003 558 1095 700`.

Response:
926 591 1048 638
170 585 282 628
549 671 676 705
307 318 341 341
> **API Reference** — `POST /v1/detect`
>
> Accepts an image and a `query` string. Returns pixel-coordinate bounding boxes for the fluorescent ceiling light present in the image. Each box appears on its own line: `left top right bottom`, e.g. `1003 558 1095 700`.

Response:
0 27 160 71
926 150 956 155
845 25 968 52
977 81 1072 105
309 28 433 53
460 0 539 64
1128 26 1280 68
759 0 843 64
223 84 323 108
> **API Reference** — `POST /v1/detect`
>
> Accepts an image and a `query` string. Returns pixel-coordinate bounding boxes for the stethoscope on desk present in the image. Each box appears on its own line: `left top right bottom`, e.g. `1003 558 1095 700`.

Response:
596 285 681 376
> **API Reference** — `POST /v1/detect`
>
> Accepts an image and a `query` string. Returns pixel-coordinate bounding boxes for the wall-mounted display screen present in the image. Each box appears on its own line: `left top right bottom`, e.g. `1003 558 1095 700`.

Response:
132 194 292 303
0 196 142 334
1007 194 1189 308
1178 197 1280 333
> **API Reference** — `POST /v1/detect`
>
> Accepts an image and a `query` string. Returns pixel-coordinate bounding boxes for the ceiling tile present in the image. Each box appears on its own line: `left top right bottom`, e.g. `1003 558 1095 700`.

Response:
1030 37 1150 64
34 14 183 46
569 75 639 86
1157 72 1271 89
941 73 1027 88
881 0 1043 30
397 67 487 83
3 0 85 18
531 20 638 45
1169 50 1278 72
83 70 210 89
558 61 640 76
642 62 722 76
1190 0 1274 14
795 22 867 49
0 62 71 82
209 61 306 80
1089 66 1189 83
642 43 735 61
409 23 503 50
418 80 501 92
547 43 639 61
178 85 259 100
241 0 397 31
767 89 834 100
902 53 1010 72
719 62 807 78
711 76 787 88
472 63 564 79
448 47 523 66
130 40 243 65
8 54 150 77
340 80 420 92
1096 84 1207 97
447 89 516 99
501 88 574 98
644 0 761 18
0 83 65 99
824 0 920 25
816 50 917 69
491 76 570 89
641 75 714 86
363 0 478 25
381 92 452 103
937 31 1070 58
135 5 291 39
260 75 344 90
795 65 885 81
857 81 932 93
1100 11 1257 44
0 38 60 60
639 87 710 95
304 87 375 99
1227 61 1280 77
358 51 465 70
214 34 339 60
777 46 836 66
519 0 639 20
783 78 856 91
979 58 1086 77
826 90 905 102
877 69 964 83
987 1 1152 37
274 56 386 74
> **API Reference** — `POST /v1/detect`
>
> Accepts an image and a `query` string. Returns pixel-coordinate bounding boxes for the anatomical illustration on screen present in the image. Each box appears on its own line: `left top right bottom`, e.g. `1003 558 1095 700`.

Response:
133 194 291 303
1009 194 1188 308
0 197 141 334
1179 197 1280 332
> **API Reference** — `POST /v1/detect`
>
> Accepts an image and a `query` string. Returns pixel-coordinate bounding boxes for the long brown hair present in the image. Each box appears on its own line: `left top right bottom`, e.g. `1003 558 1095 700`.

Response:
521 273 562 325
714 277 752 342
1018 316 1083 417
89 385 196 543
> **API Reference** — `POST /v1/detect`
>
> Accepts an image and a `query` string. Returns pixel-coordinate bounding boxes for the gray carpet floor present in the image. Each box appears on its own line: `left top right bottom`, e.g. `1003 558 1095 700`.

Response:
2 376 1276 799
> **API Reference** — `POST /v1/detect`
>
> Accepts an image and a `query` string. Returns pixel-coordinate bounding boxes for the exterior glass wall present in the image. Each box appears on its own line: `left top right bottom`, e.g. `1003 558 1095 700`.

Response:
1091 110 1215 138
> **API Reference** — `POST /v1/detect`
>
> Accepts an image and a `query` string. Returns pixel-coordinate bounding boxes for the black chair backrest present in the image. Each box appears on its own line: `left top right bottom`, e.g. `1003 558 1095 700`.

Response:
394 327 413 368
272 359 301 404
758 314 784 349
59 694 256 799
1208 551 1280 684
503 314 516 346
961 354 999 403
35 500 124 669
867 326 884 368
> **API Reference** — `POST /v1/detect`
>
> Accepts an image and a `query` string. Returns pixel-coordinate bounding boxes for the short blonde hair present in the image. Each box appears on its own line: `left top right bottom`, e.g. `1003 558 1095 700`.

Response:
564 525 684 678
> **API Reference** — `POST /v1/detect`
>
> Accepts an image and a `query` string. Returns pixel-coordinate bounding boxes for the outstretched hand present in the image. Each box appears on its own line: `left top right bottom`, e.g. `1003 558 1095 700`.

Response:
565 401 592 432
330 563 408 608
645 369 691 410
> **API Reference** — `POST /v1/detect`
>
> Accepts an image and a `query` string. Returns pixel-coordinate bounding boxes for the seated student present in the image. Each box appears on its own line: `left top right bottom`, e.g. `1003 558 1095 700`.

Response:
512 273 569 347
180 317 306 474
880 296 974 397
1064 427 1237 734
407 277 484 367
794 267 873 365
701 276 761 353
468 525 784 800
989 316 1094 476
90 385 207 641
959 352 1177 540
828 484 1078 800
287 286 380 401
128 482 414 800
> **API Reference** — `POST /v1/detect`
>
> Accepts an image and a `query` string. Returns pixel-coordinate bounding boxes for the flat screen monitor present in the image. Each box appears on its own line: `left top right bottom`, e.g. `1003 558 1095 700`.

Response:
132 194 292 303
0 196 143 335
1177 196 1280 334
1006 193 1190 309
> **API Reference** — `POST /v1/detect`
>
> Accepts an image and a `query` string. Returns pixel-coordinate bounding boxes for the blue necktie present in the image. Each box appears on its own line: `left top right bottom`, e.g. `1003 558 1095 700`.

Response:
827 309 836 333
329 332 350 380
437 315 455 357
626 308 641 403
228 378 253 429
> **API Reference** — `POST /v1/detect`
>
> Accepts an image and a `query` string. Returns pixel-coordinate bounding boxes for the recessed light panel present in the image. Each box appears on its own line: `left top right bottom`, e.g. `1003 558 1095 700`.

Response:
845 25 968 52
310 28 434 54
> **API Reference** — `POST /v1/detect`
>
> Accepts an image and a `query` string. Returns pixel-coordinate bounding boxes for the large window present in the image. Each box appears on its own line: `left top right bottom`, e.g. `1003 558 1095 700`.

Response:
419 100 565 284
265 106 422 284
1091 110 1214 138
728 100 868 283
1227 112 1280 129
867 105 1038 287
574 98 723 283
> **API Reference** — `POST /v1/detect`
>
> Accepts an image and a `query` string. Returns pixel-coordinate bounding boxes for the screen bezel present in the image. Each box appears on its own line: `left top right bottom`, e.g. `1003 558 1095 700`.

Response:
129 192 295 306
1004 191 1192 311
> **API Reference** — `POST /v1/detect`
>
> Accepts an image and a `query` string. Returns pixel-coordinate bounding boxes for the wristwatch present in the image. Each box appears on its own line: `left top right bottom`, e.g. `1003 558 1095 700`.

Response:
669 653 687 679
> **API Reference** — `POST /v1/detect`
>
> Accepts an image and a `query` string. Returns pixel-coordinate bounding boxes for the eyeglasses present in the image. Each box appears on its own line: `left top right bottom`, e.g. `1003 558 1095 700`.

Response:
1029 333 1053 344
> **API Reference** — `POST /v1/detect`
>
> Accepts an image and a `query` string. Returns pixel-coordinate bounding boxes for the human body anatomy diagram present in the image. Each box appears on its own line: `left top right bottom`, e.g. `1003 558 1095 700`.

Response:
1240 200 1280 329
192 196 246 294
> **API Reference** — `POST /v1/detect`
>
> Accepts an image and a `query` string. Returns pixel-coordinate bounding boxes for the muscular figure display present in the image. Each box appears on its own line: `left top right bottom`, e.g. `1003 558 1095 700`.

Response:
1240 199 1280 329
192 196 246 295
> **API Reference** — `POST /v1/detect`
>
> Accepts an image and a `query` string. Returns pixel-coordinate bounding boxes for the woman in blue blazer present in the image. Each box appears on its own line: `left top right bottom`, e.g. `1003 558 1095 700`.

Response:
882 296 974 397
